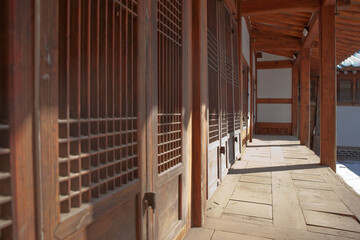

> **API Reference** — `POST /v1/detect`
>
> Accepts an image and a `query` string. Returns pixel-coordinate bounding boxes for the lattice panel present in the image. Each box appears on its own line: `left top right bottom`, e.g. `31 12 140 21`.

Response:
243 65 249 128
157 0 183 174
219 9 227 139
207 0 219 144
357 80 360 103
225 7 234 134
220 46 228 138
0 63 13 238
232 23 241 131
58 0 138 214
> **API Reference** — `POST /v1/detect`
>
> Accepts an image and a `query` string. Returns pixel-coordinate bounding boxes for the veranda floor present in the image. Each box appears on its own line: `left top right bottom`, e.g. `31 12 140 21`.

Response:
184 135 360 240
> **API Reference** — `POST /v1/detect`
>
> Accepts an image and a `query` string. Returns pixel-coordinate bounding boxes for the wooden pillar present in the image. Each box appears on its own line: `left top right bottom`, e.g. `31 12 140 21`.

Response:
249 34 254 142
320 0 337 171
191 0 208 227
292 66 299 137
2 0 37 239
236 0 243 145
300 48 310 147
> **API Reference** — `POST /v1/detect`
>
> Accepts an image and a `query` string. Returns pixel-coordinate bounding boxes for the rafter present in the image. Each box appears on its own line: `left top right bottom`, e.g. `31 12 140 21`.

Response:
241 0 320 16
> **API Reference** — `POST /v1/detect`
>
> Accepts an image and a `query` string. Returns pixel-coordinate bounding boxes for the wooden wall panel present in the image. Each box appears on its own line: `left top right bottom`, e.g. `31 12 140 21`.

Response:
255 122 292 135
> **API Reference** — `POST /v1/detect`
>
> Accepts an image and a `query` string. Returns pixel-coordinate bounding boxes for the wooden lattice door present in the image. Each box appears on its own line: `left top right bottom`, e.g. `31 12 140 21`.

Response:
243 63 249 146
232 19 241 159
207 0 220 199
154 0 186 239
218 1 229 179
224 6 235 166
40 1 144 239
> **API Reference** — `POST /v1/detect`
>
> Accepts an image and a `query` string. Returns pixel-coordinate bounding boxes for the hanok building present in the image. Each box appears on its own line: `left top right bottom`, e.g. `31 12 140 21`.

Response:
1 0 360 239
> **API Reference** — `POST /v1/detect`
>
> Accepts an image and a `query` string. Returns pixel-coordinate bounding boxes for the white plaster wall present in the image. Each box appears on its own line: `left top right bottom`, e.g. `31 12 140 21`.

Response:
242 17 250 65
257 52 291 62
257 68 292 99
257 104 292 123
337 106 360 147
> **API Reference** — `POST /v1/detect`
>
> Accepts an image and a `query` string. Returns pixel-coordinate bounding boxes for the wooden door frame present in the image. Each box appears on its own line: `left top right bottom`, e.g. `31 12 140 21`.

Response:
241 54 250 146
2 1 37 239
149 1 191 239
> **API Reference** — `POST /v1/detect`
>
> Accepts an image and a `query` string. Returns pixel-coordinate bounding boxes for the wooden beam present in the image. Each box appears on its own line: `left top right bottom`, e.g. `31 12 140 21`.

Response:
302 12 319 50
292 66 299 137
256 60 293 69
299 48 310 147
252 37 301 51
320 1 337 172
241 0 320 16
256 98 292 104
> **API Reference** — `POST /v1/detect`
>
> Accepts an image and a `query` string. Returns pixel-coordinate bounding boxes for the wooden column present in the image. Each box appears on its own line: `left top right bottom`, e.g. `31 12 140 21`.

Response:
191 0 208 227
299 48 310 147
320 0 337 171
2 0 37 239
292 66 299 137
236 0 243 147
249 34 254 142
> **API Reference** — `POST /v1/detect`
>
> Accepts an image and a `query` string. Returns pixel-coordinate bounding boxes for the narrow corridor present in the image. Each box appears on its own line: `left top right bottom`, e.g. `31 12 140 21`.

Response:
185 136 360 240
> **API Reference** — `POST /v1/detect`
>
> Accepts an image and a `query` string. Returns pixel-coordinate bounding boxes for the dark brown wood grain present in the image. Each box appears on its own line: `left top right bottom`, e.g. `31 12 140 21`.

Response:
292 66 299 138
300 48 310 147
320 1 337 171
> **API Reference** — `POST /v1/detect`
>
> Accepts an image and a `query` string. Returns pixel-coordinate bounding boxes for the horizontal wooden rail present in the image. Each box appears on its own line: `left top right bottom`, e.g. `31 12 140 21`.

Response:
257 98 292 104
257 60 293 69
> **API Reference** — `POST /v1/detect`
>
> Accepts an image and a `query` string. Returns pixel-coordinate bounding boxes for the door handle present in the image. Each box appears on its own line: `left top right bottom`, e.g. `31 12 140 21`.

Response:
220 146 226 155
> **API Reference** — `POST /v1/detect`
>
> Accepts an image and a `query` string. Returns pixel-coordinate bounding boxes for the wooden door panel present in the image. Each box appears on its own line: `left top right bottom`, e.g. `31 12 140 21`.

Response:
156 1 185 239
67 196 139 240
208 148 219 198
207 0 220 198
53 0 143 239
157 174 182 239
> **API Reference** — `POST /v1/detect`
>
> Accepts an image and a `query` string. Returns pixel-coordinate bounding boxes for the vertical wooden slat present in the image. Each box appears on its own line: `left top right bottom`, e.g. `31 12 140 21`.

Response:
300 48 310 147
292 66 299 137
36 0 60 236
1 0 37 239
320 0 336 171
250 34 254 142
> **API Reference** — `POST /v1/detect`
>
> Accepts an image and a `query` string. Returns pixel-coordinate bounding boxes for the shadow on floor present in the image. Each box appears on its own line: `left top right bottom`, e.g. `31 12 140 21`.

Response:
228 163 327 175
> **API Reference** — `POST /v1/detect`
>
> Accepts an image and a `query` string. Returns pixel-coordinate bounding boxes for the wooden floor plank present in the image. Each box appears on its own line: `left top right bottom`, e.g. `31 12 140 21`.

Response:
303 210 360 233
224 200 272 219
293 180 332 190
231 188 272 205
204 217 352 240
240 175 272 185
291 173 325 183
236 181 272 193
183 228 214 240
212 230 273 240
186 136 360 240
308 225 360 240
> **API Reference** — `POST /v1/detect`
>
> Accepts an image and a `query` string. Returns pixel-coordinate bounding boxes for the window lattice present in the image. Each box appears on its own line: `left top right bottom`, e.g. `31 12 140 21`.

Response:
357 79 360 103
207 0 219 144
338 79 353 104
232 24 240 131
225 8 234 134
58 0 138 214
157 0 183 174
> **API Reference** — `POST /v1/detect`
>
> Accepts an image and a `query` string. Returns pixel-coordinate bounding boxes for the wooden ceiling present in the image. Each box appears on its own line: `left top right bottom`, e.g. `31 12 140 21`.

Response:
241 0 360 75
